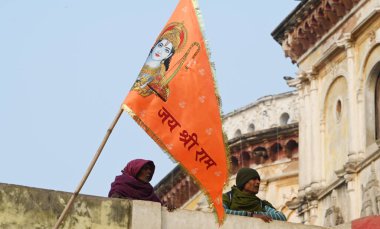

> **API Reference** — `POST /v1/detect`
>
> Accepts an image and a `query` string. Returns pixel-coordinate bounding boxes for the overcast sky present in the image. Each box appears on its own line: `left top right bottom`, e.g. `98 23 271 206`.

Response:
0 0 299 197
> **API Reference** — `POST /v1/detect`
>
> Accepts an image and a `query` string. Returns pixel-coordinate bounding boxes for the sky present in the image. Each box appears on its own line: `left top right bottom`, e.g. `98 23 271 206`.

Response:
0 0 299 197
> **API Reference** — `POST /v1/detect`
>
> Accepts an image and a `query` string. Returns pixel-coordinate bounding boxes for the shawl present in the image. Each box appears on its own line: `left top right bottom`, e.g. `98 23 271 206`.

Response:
108 159 161 203
224 186 274 212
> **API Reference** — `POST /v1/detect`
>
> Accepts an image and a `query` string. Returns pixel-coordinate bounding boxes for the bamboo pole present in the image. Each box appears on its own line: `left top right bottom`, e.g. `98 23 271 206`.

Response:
53 107 124 229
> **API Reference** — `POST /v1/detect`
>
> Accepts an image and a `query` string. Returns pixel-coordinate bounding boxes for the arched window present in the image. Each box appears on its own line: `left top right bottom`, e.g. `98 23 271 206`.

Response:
376 75 380 139
270 143 282 161
230 156 239 173
234 129 242 138
241 151 251 167
280 113 290 126
252 147 268 164
247 123 255 133
285 140 298 158
335 99 342 121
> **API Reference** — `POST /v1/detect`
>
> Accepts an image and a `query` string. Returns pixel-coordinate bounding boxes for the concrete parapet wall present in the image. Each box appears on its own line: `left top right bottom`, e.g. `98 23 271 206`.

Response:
0 183 131 229
162 208 329 229
0 183 351 229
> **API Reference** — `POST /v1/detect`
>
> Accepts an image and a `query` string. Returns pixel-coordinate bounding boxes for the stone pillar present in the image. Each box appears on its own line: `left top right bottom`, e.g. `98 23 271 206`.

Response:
357 87 365 158
307 69 322 191
320 119 326 186
337 33 360 162
336 34 362 222
344 173 358 220
304 81 312 187
295 75 307 202
309 200 319 224
288 73 311 222
305 69 322 225
302 203 310 224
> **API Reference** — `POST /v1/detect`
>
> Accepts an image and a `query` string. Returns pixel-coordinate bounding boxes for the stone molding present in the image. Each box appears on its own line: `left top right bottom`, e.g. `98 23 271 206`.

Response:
272 0 365 63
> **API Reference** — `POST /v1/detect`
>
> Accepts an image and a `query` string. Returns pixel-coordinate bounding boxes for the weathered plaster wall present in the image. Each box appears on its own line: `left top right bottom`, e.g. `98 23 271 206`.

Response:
0 183 131 229
162 207 327 229
222 91 298 139
0 183 353 229
324 76 349 184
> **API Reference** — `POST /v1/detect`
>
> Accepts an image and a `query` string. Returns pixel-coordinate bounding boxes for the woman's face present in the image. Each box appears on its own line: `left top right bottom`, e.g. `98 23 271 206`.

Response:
136 163 154 183
151 39 173 61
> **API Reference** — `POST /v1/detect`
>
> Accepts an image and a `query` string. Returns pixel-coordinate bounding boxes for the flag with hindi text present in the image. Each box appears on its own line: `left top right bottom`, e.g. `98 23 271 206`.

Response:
123 0 229 224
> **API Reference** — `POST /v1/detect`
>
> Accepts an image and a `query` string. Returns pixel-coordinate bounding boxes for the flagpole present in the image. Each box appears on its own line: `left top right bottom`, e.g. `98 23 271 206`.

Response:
53 107 124 229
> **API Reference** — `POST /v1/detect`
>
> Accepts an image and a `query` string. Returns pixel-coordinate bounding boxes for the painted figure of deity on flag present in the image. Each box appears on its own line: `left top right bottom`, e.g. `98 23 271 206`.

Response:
132 22 200 102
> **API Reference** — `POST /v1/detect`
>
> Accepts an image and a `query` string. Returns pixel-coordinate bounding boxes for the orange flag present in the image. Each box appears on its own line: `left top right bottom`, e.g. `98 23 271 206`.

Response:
123 0 229 224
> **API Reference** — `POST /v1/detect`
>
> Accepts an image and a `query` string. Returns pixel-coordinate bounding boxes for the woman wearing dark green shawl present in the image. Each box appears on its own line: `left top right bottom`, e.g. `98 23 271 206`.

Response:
222 168 287 222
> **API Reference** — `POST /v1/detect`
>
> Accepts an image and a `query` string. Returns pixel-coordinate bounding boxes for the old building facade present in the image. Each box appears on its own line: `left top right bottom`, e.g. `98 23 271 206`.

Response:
272 0 380 226
156 0 380 227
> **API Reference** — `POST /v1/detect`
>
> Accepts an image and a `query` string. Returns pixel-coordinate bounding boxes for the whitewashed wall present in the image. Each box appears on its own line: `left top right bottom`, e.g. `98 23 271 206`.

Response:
222 91 299 140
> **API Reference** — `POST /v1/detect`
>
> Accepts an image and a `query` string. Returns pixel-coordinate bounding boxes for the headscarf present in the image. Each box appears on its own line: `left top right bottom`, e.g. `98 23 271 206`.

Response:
236 167 260 190
108 159 161 203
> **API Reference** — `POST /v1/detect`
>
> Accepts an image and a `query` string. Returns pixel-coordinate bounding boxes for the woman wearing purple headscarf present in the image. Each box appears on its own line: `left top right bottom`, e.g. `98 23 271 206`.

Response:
108 159 161 203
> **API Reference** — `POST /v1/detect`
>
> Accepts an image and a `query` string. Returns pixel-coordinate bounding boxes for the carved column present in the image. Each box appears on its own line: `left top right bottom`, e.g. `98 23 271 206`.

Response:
304 80 312 187
296 73 308 192
357 86 365 158
307 68 322 192
309 199 319 224
304 184 319 225
303 203 310 224
320 118 326 187
337 33 360 163
344 172 358 220
288 73 310 222
337 34 361 220
302 70 321 225
302 82 311 224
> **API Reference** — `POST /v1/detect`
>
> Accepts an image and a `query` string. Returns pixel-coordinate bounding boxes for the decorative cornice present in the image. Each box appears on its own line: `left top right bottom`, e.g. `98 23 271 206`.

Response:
356 143 380 172
286 78 303 88
228 123 299 147
223 91 297 118
336 33 353 49
272 0 363 63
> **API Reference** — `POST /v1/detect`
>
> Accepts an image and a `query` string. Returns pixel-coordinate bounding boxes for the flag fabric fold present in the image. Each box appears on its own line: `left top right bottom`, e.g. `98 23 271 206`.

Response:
123 0 229 224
